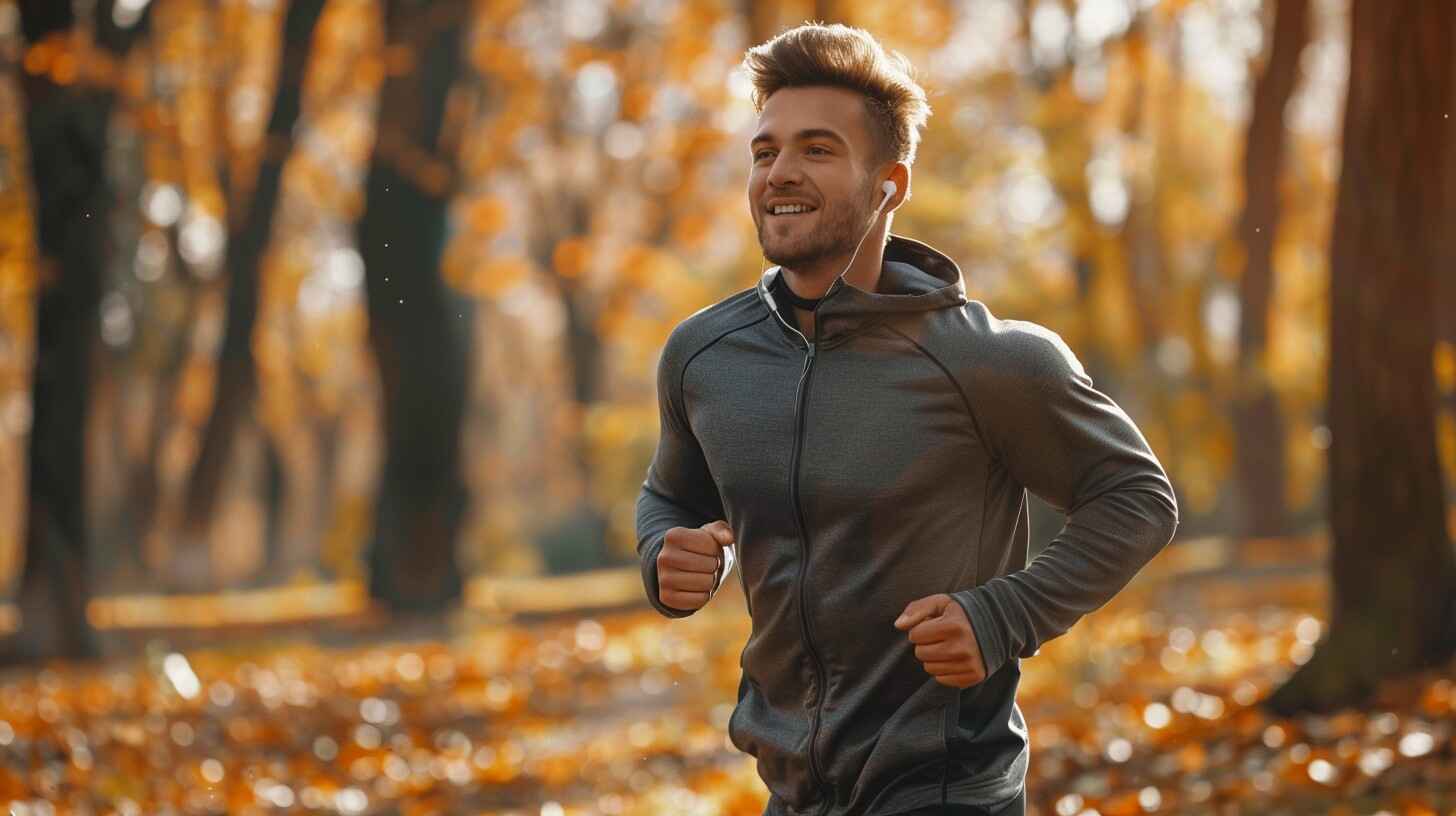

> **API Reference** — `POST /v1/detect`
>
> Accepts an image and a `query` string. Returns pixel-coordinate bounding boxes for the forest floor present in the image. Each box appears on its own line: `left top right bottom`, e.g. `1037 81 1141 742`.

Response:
0 532 1453 815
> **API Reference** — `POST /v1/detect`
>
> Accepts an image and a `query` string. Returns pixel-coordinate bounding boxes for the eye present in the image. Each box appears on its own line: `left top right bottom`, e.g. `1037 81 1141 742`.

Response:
808 145 831 155
753 149 775 161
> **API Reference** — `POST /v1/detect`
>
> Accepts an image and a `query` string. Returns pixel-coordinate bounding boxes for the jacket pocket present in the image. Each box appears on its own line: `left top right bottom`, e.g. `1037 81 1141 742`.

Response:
847 679 956 810
728 673 822 808
944 659 1028 783
727 673 752 755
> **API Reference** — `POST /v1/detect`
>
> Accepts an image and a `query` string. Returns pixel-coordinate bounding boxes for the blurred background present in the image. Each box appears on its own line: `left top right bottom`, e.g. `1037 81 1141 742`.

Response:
1 0 1454 813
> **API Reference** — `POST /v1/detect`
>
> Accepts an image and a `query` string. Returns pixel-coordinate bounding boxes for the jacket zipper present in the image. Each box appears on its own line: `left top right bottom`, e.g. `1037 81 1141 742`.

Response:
764 274 840 810
790 338 830 803
769 298 832 807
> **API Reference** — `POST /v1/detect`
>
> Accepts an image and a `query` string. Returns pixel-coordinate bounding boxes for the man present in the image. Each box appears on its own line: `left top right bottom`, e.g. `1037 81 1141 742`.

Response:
634 22 1178 816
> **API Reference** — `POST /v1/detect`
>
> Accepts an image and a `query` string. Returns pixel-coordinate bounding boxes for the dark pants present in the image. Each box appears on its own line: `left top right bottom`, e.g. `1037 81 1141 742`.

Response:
763 787 1026 816
891 786 1025 816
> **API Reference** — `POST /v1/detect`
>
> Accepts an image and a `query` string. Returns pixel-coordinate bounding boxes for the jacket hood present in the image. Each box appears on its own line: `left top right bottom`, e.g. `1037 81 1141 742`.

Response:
756 233 969 344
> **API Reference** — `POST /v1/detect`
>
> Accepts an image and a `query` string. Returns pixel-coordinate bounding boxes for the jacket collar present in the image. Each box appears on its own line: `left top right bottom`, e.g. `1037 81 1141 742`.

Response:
756 233 969 345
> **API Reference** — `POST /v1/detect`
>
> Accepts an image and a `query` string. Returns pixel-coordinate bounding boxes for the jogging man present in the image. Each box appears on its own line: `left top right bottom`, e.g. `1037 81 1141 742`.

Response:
635 22 1179 816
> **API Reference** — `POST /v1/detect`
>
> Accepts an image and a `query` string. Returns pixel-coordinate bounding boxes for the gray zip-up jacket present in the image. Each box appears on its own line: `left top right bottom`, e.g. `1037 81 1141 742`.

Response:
635 234 1179 815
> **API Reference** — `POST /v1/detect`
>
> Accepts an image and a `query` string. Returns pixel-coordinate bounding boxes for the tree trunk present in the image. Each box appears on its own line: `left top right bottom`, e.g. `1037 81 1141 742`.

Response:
1119 17 1167 356
179 0 325 574
5 0 153 663
359 0 470 613
12 76 106 664
1264 0 1456 715
1232 0 1309 540
1443 15 1456 508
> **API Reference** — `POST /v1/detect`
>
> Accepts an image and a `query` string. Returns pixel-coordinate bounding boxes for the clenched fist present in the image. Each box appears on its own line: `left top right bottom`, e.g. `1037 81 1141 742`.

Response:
894 593 988 688
657 520 734 612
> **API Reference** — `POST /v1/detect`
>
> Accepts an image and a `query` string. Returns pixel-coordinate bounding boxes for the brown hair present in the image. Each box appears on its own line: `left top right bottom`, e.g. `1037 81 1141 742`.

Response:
741 22 932 169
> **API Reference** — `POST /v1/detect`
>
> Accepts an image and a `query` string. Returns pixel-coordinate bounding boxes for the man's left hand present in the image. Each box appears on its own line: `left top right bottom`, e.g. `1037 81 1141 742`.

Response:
893 594 987 688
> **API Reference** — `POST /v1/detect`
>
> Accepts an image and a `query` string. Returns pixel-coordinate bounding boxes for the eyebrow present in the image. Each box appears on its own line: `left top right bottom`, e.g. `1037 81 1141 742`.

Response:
750 128 849 148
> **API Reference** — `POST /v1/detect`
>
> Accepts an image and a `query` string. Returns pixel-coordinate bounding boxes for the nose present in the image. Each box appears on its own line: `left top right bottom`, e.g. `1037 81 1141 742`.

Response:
764 151 804 191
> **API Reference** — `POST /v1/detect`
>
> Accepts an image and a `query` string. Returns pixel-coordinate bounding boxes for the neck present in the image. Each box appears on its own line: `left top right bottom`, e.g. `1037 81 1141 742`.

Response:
780 229 889 299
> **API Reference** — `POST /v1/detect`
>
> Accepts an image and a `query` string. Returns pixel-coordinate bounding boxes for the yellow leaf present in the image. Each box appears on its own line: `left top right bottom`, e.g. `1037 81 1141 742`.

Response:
1435 341 1455 394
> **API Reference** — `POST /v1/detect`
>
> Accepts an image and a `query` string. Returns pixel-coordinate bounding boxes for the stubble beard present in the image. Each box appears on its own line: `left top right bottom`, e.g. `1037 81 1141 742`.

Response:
758 178 876 271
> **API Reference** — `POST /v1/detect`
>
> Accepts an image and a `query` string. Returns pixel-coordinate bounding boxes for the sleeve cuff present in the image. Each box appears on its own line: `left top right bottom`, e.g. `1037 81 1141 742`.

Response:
951 587 1011 679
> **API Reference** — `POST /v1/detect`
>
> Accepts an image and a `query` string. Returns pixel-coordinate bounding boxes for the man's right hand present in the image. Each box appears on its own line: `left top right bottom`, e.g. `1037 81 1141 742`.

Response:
657 520 734 612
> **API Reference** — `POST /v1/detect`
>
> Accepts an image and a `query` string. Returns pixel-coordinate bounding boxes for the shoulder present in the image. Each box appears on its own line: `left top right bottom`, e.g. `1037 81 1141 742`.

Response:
660 285 767 371
930 300 1088 391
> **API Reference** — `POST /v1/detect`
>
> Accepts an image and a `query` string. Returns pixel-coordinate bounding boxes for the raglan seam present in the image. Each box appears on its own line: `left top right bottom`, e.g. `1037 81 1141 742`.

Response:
658 308 771 541
882 325 1003 678
881 323 994 466
881 324 998 580
679 311 772 428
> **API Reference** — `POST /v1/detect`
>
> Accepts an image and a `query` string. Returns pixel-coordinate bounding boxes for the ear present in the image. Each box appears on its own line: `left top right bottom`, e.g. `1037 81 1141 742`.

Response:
884 161 911 211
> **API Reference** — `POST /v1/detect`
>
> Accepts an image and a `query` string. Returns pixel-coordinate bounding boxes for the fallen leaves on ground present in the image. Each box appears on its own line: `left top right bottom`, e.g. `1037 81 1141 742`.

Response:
0 561 1453 815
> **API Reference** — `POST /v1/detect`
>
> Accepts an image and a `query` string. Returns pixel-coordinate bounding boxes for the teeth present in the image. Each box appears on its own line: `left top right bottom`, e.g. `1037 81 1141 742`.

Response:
771 204 813 214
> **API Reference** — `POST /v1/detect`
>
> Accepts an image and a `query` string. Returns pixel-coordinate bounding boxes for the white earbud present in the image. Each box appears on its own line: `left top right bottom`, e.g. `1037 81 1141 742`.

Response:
878 180 897 211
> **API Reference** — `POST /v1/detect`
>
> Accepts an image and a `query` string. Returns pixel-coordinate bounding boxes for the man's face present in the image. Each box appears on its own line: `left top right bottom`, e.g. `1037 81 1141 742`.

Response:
748 86 883 271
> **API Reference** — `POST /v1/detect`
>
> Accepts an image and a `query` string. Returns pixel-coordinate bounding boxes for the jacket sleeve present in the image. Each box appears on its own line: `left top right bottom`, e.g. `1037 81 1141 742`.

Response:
949 321 1179 678
635 326 733 619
